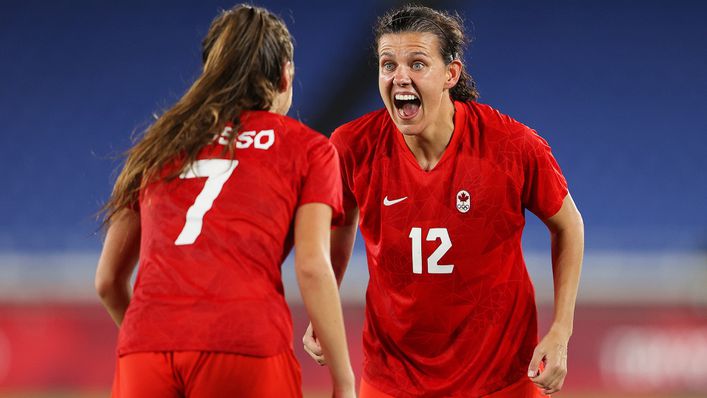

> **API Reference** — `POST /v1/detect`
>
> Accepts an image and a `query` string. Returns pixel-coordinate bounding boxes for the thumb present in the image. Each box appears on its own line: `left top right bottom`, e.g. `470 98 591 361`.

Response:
303 323 323 355
528 347 544 378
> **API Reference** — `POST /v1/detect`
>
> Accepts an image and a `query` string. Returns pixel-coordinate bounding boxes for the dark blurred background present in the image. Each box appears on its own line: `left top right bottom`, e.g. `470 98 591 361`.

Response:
1 1 705 397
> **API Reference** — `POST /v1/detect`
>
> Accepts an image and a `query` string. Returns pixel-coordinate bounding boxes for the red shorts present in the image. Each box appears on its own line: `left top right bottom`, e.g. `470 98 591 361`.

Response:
360 376 546 398
112 350 301 398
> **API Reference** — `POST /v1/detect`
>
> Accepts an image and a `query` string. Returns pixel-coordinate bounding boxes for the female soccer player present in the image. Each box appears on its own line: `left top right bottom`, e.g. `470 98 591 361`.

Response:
95 5 355 398
303 5 584 398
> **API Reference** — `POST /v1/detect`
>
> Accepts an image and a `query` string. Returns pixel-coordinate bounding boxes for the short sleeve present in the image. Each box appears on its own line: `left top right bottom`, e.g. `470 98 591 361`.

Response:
329 129 357 211
299 138 344 226
521 130 568 219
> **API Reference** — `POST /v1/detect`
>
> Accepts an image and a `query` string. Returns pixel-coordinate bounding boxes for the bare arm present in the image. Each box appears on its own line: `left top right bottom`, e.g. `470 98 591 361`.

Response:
302 206 359 364
294 203 355 397
529 193 584 395
95 209 141 327
331 206 360 286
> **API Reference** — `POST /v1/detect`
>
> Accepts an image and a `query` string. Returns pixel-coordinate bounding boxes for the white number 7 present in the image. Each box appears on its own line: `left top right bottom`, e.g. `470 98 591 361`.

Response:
175 159 239 245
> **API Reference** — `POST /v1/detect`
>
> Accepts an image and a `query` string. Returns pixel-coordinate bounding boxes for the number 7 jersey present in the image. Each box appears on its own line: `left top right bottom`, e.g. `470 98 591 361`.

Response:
118 110 343 358
331 101 568 397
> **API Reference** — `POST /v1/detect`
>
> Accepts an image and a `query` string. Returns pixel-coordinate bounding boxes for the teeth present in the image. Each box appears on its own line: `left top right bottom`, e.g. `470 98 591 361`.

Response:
394 94 418 101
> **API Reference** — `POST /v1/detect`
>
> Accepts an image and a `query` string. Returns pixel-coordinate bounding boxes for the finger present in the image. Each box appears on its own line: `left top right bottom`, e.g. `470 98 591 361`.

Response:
544 370 566 395
532 375 555 393
536 384 558 395
302 339 321 358
302 334 323 356
541 342 568 387
302 325 323 357
536 369 565 396
528 347 545 378
302 337 324 360
303 343 327 365
539 356 567 390
532 365 558 389
532 379 553 395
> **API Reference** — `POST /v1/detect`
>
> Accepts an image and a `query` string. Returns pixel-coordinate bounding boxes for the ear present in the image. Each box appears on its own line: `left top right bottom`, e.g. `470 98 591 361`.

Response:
444 59 463 89
278 61 293 93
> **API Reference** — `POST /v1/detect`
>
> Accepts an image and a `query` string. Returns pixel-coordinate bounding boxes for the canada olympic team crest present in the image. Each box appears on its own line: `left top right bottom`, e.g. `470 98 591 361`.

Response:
456 190 471 213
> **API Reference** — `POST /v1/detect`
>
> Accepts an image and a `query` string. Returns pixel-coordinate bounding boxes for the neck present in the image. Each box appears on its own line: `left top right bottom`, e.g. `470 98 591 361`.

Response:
269 90 291 115
402 98 456 171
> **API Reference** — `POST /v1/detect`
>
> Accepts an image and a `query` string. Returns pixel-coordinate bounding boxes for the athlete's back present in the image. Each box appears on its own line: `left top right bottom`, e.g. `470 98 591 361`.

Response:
119 111 341 357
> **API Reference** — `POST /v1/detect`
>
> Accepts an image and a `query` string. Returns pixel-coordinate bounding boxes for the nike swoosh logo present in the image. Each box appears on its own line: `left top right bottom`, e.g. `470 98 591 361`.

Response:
383 196 408 206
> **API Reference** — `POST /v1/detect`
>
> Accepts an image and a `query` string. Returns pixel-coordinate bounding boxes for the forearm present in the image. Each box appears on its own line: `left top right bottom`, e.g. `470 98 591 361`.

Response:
549 221 584 336
97 282 131 327
95 208 141 328
331 236 354 286
296 257 355 386
330 207 359 286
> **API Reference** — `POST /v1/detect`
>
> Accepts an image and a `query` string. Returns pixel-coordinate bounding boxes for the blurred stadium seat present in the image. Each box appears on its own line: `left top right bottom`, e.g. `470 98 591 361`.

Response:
0 1 705 397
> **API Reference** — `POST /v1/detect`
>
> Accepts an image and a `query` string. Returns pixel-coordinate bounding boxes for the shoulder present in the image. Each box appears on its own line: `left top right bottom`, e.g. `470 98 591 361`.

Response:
241 110 321 137
262 112 327 141
330 108 390 154
284 114 330 147
244 111 330 148
278 115 341 169
465 101 550 149
466 102 531 136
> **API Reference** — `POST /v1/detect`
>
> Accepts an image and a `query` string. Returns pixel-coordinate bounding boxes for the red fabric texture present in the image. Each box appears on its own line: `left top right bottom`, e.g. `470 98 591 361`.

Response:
330 101 568 396
112 350 301 398
119 111 342 357
360 376 546 398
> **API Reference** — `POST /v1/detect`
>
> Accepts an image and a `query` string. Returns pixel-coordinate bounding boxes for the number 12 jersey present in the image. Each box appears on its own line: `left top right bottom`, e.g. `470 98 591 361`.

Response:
331 101 568 397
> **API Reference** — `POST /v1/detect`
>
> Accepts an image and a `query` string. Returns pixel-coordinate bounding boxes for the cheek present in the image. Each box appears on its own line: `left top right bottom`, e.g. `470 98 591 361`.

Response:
379 72 394 85
378 75 393 97
418 72 447 99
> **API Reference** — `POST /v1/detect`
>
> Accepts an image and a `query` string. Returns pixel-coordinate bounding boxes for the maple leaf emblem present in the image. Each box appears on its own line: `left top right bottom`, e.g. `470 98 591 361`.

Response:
458 192 469 202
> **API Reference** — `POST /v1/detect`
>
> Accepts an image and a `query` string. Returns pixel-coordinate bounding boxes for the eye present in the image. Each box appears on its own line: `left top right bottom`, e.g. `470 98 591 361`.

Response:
382 62 395 72
412 61 424 71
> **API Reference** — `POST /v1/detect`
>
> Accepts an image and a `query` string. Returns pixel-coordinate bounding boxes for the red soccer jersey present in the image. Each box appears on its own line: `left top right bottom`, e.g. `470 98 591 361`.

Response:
331 101 568 397
118 110 343 357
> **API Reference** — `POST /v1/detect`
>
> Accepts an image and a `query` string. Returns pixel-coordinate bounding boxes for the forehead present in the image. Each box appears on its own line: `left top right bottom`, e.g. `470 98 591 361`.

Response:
378 32 441 57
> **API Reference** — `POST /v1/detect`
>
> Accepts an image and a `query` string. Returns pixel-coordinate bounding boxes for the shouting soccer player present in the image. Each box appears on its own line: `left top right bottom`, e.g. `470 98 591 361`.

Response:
303 5 584 398
95 5 355 398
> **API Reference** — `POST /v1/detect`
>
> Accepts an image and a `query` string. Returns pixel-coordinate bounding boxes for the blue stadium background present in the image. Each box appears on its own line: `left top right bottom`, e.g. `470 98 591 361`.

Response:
2 0 705 254
1 1 707 396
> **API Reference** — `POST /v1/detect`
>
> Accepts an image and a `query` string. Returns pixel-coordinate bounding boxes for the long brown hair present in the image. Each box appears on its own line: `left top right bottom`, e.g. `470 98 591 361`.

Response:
374 5 479 102
103 4 293 225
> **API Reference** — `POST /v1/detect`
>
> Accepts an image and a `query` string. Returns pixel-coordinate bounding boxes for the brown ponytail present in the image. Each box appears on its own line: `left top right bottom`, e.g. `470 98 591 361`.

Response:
103 4 293 225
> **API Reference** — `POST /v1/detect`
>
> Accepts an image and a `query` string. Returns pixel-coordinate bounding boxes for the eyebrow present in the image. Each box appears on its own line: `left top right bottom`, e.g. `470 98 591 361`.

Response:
379 50 431 59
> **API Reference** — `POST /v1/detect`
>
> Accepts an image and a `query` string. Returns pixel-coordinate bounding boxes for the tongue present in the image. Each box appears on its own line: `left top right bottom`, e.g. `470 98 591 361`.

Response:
401 102 420 117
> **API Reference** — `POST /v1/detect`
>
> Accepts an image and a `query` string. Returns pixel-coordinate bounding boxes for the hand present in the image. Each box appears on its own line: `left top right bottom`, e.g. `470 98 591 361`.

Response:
528 329 569 395
303 322 327 365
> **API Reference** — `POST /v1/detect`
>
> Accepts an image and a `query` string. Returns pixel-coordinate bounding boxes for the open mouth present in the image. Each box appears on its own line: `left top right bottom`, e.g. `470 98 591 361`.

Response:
393 93 421 119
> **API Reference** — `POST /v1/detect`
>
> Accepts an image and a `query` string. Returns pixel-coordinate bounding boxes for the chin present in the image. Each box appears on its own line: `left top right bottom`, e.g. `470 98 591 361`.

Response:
395 121 424 136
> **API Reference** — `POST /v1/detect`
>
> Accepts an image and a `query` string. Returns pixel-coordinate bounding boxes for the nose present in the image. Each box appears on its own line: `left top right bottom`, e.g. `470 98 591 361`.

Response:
393 67 411 86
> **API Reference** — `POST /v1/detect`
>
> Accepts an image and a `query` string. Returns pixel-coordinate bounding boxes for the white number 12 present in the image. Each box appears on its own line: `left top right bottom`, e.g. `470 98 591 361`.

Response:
409 227 454 274
175 159 239 245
